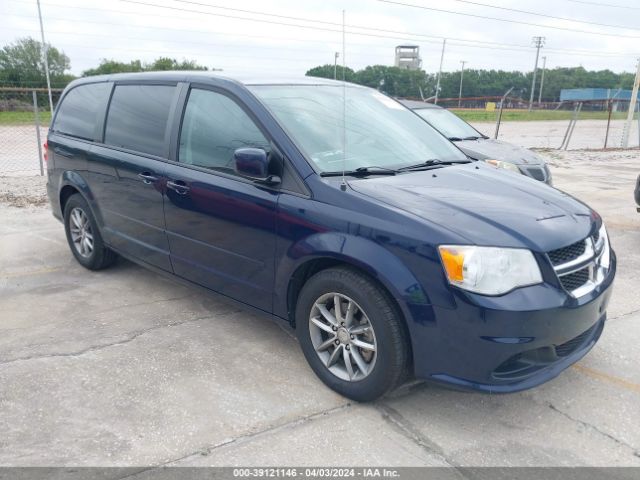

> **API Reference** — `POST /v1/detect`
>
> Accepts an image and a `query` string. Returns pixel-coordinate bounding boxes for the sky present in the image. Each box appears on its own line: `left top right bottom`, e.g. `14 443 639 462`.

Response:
2 0 640 77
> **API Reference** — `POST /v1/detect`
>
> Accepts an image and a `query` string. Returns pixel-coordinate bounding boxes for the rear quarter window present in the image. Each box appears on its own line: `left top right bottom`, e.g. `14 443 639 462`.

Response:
53 83 111 140
104 84 176 157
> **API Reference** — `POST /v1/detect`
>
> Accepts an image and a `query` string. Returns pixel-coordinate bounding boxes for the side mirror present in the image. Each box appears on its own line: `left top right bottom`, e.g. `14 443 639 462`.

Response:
234 148 280 185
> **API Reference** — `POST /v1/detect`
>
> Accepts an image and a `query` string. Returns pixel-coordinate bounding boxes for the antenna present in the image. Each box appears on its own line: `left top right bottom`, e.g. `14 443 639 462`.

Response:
340 9 347 192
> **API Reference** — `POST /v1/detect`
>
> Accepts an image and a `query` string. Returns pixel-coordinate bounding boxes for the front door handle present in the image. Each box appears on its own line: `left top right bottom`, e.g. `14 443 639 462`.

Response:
166 180 190 195
138 172 158 184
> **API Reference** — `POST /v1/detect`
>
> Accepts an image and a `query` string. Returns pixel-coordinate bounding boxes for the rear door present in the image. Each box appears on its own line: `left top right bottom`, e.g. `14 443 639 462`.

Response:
88 83 181 271
162 86 278 311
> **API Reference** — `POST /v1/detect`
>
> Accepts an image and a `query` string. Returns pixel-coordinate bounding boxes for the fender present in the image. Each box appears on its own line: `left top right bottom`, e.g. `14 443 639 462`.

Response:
275 232 437 364
59 170 106 230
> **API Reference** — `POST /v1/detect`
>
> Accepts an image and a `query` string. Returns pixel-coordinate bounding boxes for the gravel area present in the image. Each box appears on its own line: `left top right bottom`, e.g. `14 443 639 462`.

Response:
0 175 47 208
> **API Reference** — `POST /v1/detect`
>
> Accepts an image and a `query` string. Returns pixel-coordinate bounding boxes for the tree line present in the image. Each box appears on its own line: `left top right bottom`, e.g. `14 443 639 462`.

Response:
0 38 211 89
306 64 636 101
1 37 636 102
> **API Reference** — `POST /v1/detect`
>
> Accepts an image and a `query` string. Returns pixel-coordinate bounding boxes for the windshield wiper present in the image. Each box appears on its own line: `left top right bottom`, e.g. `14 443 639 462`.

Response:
320 166 398 177
396 159 471 172
448 136 463 141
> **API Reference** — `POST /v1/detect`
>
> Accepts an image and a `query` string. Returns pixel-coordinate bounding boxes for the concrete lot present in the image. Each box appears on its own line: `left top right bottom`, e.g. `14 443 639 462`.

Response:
1 149 640 467
474 119 639 150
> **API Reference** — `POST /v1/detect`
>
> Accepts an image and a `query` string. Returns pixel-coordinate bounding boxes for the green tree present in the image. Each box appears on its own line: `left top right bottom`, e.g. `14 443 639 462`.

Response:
147 57 208 71
0 37 71 87
306 64 356 81
83 57 210 76
307 63 637 102
82 59 144 76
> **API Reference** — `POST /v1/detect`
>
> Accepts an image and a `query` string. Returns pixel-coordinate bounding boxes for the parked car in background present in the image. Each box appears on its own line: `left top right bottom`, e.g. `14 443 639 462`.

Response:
635 174 640 212
47 73 614 401
400 100 553 185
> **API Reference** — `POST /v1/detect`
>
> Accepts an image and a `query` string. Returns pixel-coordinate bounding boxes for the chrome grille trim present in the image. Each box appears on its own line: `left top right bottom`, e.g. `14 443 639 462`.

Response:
548 233 610 298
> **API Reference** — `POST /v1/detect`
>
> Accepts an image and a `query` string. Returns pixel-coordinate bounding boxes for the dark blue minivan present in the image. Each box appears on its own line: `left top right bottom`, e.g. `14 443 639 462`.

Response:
46 72 615 401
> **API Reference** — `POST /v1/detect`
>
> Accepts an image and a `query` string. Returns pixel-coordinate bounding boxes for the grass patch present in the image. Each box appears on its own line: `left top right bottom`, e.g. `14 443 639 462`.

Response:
451 109 633 122
0 111 52 126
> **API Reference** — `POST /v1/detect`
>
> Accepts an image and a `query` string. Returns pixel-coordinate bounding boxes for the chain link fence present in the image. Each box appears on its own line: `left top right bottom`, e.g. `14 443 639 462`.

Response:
0 87 62 176
0 88 638 178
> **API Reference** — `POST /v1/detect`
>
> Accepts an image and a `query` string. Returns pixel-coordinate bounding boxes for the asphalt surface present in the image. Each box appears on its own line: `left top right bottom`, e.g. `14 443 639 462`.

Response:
1 151 639 467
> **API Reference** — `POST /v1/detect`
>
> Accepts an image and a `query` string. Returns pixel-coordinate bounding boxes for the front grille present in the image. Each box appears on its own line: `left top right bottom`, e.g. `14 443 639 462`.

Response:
548 240 586 266
559 267 590 291
555 323 598 357
524 166 546 181
548 232 609 298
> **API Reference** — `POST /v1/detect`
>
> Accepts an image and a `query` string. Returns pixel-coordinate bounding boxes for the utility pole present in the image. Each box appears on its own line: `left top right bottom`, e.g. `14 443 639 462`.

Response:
36 0 53 115
621 58 640 148
334 52 340 80
434 38 446 105
538 56 547 105
458 60 467 108
528 36 545 112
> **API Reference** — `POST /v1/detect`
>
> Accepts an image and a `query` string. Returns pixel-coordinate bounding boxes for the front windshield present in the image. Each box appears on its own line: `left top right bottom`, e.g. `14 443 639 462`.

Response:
249 85 467 172
414 108 482 140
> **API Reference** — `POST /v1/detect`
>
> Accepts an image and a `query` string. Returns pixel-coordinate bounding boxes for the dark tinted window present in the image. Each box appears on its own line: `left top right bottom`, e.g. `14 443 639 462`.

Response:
54 83 111 140
105 84 176 157
179 89 269 173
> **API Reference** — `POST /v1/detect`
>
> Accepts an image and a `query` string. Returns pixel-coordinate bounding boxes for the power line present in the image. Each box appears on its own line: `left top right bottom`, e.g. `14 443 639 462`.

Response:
6 1 640 58
446 0 640 31
7 0 527 49
20 25 640 60
567 0 640 10
377 0 640 38
5 16 638 62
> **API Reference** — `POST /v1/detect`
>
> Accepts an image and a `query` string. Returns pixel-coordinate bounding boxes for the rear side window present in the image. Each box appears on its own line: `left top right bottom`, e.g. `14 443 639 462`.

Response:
53 83 111 140
104 84 176 157
179 88 269 173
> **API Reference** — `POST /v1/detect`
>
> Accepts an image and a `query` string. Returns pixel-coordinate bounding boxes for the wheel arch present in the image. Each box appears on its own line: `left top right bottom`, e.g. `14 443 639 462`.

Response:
279 233 434 371
58 171 105 228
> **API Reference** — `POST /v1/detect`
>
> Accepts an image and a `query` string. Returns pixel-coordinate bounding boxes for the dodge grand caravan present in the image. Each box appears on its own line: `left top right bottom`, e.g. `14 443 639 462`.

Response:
46 72 615 401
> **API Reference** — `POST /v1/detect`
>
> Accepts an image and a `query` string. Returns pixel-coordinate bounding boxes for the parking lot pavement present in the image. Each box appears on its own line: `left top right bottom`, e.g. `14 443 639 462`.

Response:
1 151 640 467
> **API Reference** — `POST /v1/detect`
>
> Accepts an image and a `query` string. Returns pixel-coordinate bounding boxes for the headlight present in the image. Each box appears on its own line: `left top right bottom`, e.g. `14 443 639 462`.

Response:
485 159 521 173
598 223 610 269
438 245 543 295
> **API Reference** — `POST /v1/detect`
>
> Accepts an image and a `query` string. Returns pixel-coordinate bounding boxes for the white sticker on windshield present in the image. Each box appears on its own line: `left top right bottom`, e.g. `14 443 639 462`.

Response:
371 91 404 110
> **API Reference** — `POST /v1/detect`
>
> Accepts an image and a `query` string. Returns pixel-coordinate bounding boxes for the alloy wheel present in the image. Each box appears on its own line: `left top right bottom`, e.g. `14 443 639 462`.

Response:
69 207 94 258
308 292 378 382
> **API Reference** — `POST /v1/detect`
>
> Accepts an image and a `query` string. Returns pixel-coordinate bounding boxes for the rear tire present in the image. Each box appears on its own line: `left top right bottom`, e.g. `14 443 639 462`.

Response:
296 267 409 402
63 194 116 270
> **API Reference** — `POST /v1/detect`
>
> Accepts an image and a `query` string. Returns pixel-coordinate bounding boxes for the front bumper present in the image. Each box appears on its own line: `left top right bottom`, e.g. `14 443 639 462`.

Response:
412 252 616 393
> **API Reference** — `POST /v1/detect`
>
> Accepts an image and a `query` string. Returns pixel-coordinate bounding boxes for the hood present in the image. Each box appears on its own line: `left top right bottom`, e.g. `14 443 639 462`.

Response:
348 163 595 252
455 138 544 165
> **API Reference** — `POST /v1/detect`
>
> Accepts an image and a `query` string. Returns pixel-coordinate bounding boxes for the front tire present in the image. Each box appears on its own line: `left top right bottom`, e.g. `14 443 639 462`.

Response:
63 194 116 270
296 267 409 402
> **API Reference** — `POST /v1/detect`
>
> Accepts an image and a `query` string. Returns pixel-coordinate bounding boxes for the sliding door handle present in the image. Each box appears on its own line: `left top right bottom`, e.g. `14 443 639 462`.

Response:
138 172 158 184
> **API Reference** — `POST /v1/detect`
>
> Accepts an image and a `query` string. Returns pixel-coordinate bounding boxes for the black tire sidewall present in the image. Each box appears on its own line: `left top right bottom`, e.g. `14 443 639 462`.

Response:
296 268 407 402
